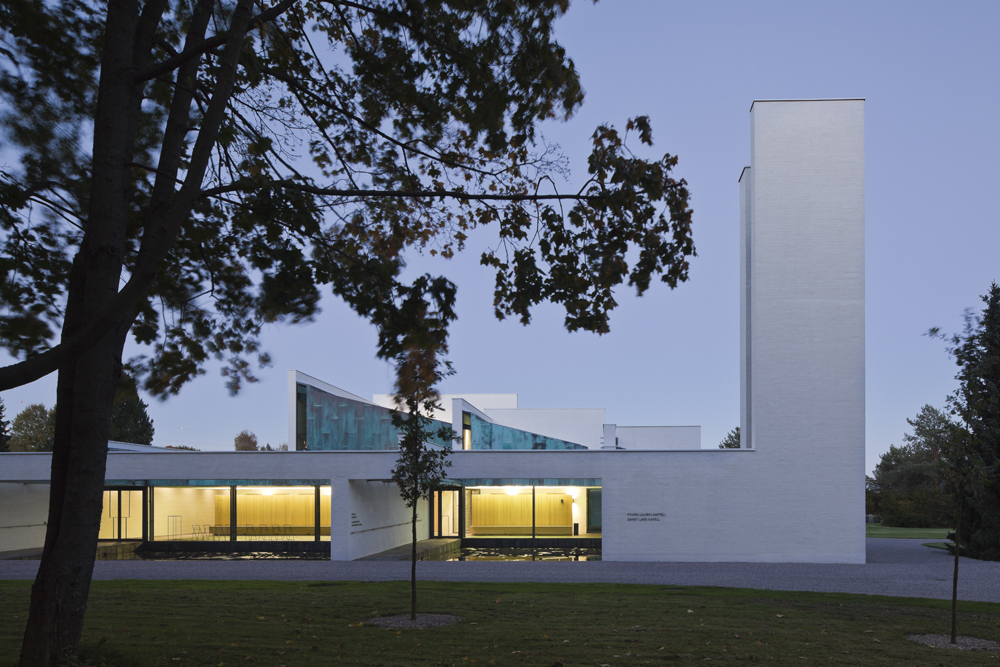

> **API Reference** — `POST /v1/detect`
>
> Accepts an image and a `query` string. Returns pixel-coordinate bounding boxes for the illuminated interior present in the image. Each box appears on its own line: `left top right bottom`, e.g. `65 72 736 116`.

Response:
99 485 333 542
98 489 144 540
428 485 602 538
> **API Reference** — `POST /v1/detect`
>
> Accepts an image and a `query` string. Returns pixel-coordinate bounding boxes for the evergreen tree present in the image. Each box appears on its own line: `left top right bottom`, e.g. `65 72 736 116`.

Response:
108 372 155 445
109 397 155 445
718 426 740 449
938 282 1000 560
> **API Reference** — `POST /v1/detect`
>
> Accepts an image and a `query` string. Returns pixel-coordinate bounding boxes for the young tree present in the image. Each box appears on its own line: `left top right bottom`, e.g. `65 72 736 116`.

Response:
233 429 259 451
0 2 695 662
0 397 10 452
718 426 740 449
389 355 454 621
937 420 986 643
8 403 56 452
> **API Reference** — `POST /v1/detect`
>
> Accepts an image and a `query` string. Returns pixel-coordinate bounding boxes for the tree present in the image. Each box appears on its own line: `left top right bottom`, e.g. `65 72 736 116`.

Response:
932 282 1000 561
389 361 453 621
930 282 1000 643
0 2 695 662
718 426 740 449
109 373 155 445
8 403 56 452
0 397 10 452
865 405 954 527
233 429 259 451
937 418 987 643
262 442 288 451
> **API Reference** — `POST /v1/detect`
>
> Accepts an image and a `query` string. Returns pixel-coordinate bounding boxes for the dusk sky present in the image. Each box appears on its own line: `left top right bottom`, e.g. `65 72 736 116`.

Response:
2 1 998 475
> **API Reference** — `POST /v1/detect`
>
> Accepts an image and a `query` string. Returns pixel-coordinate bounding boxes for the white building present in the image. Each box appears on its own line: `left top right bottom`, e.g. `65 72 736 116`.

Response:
0 99 865 563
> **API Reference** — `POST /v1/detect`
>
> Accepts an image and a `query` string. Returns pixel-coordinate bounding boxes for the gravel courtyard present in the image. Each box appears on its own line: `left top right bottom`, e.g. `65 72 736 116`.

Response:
3 538 998 603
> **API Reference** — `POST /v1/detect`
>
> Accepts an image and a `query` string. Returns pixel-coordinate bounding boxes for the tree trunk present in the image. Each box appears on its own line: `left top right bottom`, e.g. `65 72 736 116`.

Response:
19 333 128 665
19 1 142 662
411 500 418 621
951 492 962 644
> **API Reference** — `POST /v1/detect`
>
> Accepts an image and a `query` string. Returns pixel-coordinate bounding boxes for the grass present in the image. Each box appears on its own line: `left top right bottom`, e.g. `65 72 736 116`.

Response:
1 580 998 666
866 524 952 539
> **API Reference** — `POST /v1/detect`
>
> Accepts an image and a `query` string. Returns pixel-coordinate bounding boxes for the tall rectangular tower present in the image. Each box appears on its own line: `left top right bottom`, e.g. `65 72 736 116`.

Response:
740 100 865 531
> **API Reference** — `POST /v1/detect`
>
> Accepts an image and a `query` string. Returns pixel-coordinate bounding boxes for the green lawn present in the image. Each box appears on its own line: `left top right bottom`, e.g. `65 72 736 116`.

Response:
866 524 952 539
1 580 998 666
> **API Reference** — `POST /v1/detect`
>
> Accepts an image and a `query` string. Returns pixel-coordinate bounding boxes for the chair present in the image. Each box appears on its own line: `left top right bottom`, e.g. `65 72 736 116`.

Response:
284 524 293 541
191 524 202 541
273 524 282 541
260 524 270 541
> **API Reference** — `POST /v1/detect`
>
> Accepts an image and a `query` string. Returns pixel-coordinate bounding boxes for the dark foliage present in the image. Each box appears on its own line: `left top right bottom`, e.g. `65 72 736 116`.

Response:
718 426 740 449
865 405 954 528
936 283 1000 560
0 1 696 662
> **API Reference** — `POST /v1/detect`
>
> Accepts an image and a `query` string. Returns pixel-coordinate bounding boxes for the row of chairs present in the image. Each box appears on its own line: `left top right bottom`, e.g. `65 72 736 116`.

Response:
189 524 298 541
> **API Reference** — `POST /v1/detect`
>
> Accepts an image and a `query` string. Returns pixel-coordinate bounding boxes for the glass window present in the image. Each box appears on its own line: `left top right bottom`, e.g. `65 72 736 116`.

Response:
463 486 600 537
150 486 230 541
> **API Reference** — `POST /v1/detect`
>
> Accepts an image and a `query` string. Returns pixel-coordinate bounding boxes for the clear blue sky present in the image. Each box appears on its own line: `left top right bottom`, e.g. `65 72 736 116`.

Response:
2 1 998 475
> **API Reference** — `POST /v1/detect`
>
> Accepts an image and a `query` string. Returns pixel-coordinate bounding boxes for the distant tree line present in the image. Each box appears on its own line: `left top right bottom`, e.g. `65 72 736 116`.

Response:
1 374 153 452
865 405 954 527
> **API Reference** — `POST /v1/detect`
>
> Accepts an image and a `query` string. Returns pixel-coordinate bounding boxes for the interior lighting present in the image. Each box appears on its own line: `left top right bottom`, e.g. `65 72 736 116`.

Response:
506 486 519 495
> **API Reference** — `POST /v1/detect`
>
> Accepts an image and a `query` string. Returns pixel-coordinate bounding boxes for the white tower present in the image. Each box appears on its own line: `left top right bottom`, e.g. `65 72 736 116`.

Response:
740 99 865 553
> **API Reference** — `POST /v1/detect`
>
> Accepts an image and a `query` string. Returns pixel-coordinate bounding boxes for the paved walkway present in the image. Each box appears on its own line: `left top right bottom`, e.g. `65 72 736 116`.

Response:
3 539 998 603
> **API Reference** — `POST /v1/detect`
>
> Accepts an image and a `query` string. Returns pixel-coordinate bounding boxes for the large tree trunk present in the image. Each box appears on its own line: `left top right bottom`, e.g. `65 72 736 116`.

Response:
19 330 129 665
19 1 142 663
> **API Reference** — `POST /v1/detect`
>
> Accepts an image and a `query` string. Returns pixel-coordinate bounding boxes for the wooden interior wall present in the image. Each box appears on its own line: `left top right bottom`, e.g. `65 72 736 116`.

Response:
213 492 326 527
535 493 572 527
470 493 531 527
469 492 572 528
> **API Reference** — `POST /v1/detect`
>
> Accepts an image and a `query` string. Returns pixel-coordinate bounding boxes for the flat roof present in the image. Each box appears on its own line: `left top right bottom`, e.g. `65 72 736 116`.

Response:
749 98 864 112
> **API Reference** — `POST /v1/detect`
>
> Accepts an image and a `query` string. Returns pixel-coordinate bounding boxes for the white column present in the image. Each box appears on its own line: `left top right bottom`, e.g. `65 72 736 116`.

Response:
329 476 350 560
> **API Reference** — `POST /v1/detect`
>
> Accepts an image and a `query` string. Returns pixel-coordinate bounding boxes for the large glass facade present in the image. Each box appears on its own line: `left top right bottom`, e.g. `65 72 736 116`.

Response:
467 413 587 450
146 484 332 541
296 383 453 451
463 486 599 537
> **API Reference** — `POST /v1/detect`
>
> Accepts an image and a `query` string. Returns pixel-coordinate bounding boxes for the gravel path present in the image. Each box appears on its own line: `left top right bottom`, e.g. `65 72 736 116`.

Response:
3 539 998 603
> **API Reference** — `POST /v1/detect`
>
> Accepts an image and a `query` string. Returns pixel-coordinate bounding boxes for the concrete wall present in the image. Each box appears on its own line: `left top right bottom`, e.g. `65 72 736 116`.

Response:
0 443 861 562
614 426 701 450
332 479 428 560
0 482 48 554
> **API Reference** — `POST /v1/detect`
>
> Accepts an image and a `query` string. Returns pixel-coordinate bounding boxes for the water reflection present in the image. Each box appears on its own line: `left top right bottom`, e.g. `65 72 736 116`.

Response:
430 547 601 561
